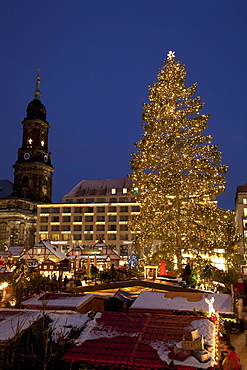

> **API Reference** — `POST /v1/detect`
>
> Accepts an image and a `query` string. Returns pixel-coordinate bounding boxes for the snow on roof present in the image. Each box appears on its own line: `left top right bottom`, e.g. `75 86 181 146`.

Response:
8 246 25 257
0 309 41 341
32 240 67 259
130 291 233 314
21 292 98 310
0 308 90 342
63 178 132 198
49 312 90 342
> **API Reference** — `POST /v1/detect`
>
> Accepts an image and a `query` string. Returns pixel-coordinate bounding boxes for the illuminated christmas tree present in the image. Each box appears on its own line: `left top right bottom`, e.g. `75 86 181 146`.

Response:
130 51 239 270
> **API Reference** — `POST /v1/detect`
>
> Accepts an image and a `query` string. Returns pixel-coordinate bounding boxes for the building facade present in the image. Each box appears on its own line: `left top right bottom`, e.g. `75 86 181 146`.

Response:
36 178 139 256
0 75 53 248
235 183 247 255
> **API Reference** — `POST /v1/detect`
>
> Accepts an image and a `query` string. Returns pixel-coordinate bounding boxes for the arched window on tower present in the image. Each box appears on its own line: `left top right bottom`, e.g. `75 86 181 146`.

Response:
21 176 30 198
19 223 25 245
0 223 7 243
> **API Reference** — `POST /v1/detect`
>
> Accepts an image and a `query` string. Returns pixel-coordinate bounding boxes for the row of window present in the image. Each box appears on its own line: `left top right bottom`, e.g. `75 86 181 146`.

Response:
77 187 129 196
66 196 135 204
40 205 140 214
41 214 131 223
42 233 133 241
40 224 129 232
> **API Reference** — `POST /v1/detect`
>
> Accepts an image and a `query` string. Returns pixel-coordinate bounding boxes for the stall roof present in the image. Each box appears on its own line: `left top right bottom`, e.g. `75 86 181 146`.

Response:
22 292 107 311
63 311 215 369
130 291 233 315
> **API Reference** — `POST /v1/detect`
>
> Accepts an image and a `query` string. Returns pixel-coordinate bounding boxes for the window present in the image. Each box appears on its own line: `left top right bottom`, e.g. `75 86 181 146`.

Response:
77 198 84 203
86 207 94 213
99 188 106 195
244 209 247 217
110 198 117 203
63 207 71 213
97 215 105 222
96 234 105 239
120 206 128 212
122 188 128 194
109 206 116 212
78 189 85 196
120 234 128 240
40 216 48 222
120 224 128 231
40 233 48 240
62 225 70 231
97 206 105 213
0 223 7 241
108 234 116 240
85 216 94 222
51 207 60 213
19 224 25 244
62 233 70 241
74 216 82 222
74 225 82 231
119 197 128 203
74 234 82 240
111 188 117 194
120 215 128 221
85 198 94 203
85 234 93 240
85 225 93 231
108 225 117 231
41 207 49 213
243 198 247 204
65 199 73 204
63 216 71 222
51 225 59 231
40 225 48 231
51 234 59 241
97 225 105 231
120 245 128 256
52 216 59 222
108 215 117 222
89 189 96 195
97 198 105 203
132 206 140 212
74 207 82 213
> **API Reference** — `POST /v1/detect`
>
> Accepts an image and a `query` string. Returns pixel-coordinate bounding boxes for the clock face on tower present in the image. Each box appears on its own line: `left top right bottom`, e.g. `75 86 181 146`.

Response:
24 152 30 160
44 154 48 162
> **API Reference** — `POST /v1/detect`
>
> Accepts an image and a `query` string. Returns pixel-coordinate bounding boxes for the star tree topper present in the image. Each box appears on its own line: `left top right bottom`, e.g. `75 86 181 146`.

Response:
167 50 175 60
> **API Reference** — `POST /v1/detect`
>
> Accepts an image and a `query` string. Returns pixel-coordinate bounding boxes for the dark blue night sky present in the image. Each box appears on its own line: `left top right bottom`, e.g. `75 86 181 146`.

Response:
0 1 246 210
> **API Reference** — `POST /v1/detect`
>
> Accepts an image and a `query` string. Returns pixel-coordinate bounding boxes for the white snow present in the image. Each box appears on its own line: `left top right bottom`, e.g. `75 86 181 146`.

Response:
0 308 90 342
0 310 41 341
48 312 90 342
131 290 232 314
151 317 216 368
22 292 96 310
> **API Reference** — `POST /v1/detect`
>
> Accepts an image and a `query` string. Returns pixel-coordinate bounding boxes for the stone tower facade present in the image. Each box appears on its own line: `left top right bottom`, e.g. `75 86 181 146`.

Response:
12 75 54 203
0 75 54 249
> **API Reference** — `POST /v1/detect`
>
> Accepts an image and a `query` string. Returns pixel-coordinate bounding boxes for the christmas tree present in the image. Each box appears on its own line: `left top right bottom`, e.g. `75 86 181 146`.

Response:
130 51 239 270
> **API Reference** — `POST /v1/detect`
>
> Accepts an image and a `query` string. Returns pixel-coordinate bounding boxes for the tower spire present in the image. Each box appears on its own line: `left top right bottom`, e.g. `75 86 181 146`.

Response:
34 68 41 100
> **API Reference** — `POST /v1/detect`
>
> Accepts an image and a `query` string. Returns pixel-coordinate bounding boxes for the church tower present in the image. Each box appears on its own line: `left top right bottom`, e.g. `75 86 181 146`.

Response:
13 74 54 203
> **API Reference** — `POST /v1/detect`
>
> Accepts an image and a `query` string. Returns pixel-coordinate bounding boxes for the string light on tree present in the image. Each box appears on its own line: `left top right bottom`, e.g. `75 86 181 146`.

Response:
130 51 240 270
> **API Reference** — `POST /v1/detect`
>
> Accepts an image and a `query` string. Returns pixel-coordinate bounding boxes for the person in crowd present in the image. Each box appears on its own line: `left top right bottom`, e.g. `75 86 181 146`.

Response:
222 345 240 370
